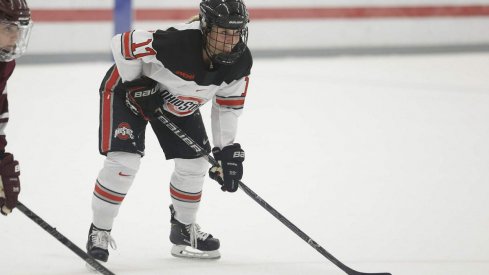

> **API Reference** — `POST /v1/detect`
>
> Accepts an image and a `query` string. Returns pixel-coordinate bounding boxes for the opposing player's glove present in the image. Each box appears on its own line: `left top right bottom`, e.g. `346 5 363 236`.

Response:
0 153 20 216
124 76 165 120
209 143 244 192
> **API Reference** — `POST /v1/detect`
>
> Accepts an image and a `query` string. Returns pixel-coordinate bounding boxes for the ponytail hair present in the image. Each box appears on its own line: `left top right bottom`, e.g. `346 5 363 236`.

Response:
187 14 200 24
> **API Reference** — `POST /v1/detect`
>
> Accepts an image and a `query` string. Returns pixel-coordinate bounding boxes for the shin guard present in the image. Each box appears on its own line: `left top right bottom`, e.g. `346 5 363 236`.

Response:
170 157 208 225
92 152 141 230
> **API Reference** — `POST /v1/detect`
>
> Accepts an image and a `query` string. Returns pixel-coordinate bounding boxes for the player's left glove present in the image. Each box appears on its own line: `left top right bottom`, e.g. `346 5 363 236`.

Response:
0 153 21 216
124 76 165 121
209 143 244 192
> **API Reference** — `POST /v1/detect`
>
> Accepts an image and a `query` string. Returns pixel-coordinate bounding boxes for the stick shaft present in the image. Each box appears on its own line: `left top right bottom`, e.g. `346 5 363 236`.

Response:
16 201 115 275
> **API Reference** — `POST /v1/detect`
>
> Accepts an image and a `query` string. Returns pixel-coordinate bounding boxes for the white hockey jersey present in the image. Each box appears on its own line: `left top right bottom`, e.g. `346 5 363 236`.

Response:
111 21 252 149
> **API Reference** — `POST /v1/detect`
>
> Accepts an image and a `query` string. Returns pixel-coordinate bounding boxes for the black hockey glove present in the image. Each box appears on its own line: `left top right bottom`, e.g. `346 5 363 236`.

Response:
209 143 244 192
0 153 20 216
124 76 164 121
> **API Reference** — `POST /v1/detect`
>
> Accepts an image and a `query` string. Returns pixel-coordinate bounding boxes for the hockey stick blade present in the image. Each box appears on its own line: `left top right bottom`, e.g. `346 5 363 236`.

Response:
344 269 391 275
347 272 391 275
16 201 115 275
155 112 392 275
341 264 391 275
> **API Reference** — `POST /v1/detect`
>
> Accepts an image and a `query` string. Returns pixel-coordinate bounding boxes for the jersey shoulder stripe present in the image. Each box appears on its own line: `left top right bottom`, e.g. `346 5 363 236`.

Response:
121 31 135 60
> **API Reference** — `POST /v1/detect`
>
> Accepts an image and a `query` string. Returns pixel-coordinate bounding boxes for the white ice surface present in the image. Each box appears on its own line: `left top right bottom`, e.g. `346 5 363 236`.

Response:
1 53 489 275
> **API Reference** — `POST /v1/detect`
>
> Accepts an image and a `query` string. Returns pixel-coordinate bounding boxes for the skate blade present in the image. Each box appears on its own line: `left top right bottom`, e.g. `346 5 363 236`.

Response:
171 244 221 260
85 260 107 273
86 262 98 273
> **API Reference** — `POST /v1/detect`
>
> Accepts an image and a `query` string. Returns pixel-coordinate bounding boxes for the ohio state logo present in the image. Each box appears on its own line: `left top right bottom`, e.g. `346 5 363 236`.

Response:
114 122 135 140
161 90 206 116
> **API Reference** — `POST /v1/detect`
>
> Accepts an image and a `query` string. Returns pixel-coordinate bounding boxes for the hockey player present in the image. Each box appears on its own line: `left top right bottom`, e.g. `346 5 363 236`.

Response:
87 0 251 262
0 0 33 216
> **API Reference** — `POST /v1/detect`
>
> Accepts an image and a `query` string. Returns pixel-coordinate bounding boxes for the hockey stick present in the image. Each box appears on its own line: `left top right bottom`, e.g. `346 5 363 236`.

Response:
14 201 116 275
1 182 114 274
155 111 391 275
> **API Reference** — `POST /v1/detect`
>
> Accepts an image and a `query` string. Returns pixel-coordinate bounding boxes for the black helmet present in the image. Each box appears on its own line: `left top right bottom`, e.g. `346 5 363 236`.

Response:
200 0 249 65
0 0 32 61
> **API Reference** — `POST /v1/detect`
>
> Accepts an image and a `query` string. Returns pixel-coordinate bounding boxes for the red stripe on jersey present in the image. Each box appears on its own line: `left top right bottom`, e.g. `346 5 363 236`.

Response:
95 184 124 202
216 98 245 106
170 187 202 202
122 32 133 60
101 68 120 153
241 76 249 97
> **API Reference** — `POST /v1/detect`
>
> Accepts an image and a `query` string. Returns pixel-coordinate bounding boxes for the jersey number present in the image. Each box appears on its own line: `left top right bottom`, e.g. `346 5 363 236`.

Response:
132 39 156 58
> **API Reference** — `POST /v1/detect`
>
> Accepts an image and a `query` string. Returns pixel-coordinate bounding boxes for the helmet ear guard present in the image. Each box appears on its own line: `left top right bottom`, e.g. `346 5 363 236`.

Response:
199 0 249 65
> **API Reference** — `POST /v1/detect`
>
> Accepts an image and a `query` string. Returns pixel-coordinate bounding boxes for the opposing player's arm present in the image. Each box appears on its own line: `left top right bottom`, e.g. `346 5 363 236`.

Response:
211 76 249 149
0 90 9 157
0 63 14 157
111 30 158 82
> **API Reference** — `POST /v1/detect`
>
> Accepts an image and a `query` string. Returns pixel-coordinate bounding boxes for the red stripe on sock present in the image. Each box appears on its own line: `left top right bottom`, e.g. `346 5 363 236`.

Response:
95 184 124 202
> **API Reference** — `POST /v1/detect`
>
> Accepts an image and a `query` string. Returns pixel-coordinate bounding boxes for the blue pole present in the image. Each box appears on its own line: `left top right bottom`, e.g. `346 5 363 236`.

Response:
114 0 132 35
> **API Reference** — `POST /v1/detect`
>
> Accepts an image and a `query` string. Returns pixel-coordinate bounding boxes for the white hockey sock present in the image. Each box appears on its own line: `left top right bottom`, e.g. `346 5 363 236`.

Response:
92 152 141 230
170 157 208 225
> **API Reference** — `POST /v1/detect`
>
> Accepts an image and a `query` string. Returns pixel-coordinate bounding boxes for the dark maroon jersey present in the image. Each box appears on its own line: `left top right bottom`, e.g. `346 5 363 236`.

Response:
0 60 16 156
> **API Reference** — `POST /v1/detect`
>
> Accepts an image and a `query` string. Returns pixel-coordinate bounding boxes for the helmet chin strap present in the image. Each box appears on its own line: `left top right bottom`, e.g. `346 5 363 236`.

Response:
213 42 245 65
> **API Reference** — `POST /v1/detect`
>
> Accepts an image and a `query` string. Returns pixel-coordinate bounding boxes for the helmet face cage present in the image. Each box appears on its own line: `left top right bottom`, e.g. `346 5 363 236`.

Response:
204 25 248 65
200 0 249 65
0 0 32 61
0 19 32 61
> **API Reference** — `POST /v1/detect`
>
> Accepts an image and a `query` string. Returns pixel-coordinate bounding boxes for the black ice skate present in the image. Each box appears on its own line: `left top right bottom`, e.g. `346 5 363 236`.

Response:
169 205 220 259
86 224 117 263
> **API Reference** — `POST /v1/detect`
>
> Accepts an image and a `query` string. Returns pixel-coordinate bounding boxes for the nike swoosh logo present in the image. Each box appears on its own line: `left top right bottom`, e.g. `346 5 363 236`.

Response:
119 172 131 177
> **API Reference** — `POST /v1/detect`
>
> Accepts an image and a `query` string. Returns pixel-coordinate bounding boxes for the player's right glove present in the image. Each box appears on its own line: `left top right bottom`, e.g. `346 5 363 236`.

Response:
124 76 165 120
0 153 21 216
209 143 245 192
